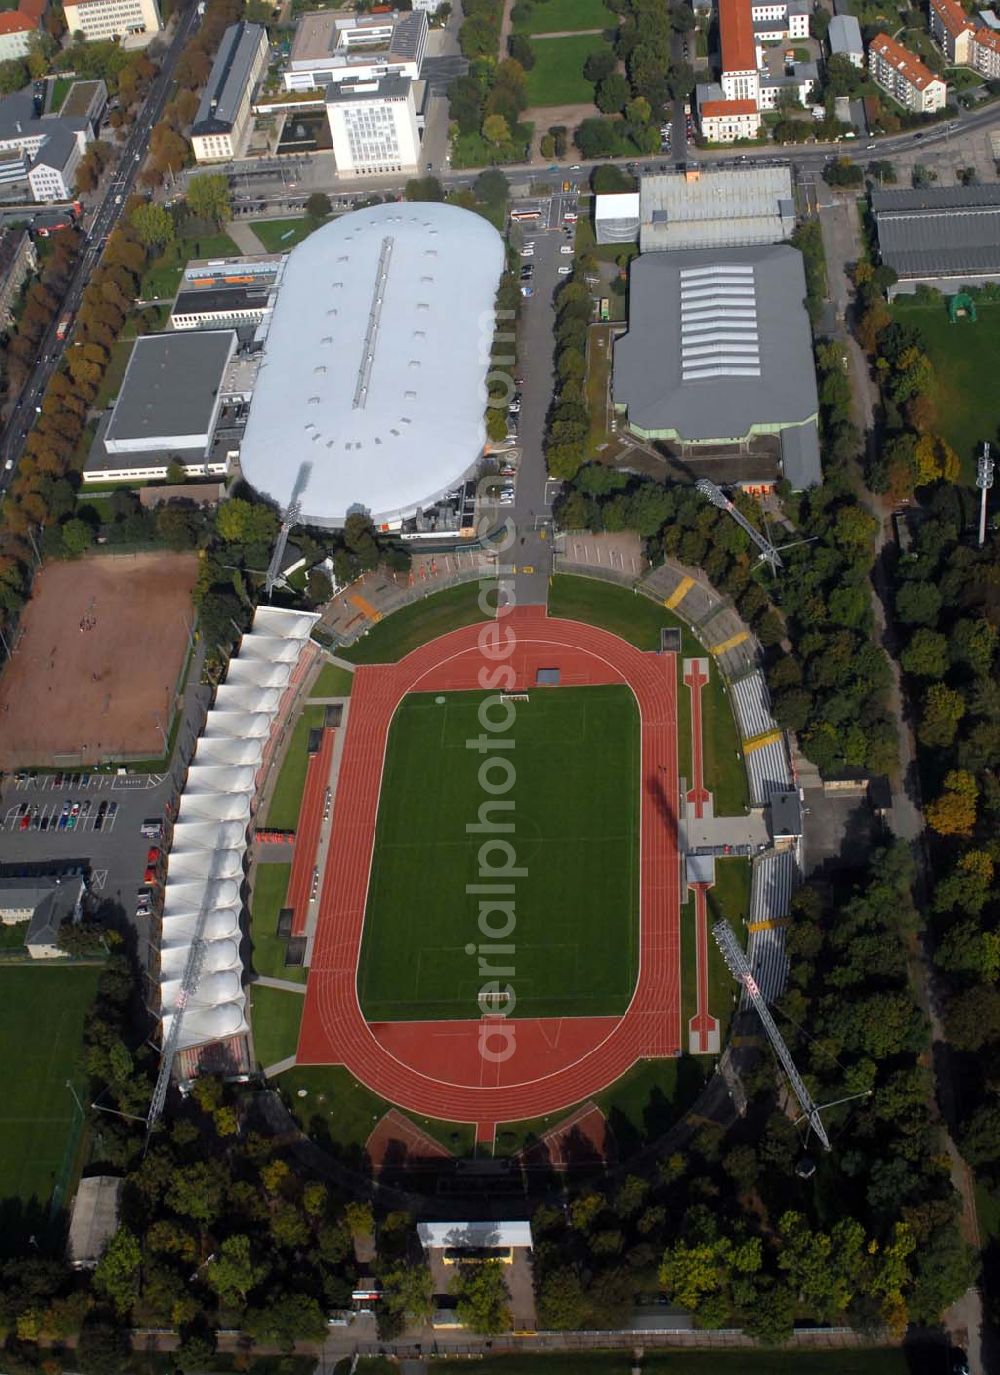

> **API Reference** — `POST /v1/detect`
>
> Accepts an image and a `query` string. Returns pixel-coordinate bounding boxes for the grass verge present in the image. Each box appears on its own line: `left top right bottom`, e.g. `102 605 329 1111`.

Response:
250 984 304 1068
513 0 614 31
265 704 326 831
248 862 305 983
249 216 320 252
310 663 353 697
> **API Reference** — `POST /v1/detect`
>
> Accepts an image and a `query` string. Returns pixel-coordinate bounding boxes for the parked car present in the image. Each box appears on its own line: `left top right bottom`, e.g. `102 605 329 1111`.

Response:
147 847 161 865
559 245 574 255
143 865 158 885
557 265 572 275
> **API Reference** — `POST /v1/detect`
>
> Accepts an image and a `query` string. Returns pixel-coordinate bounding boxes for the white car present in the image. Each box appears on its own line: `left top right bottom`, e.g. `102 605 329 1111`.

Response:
557 265 572 275
520 247 534 258
559 245 574 255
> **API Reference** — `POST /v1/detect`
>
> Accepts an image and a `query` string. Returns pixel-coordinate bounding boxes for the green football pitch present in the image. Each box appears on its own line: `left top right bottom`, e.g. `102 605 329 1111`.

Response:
0 965 100 1206
357 686 640 1021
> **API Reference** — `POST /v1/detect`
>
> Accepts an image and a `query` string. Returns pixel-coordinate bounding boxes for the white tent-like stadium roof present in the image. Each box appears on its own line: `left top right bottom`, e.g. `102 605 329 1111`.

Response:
193 736 265 767
239 202 506 529
176 792 251 824
156 605 319 1055
224 659 294 689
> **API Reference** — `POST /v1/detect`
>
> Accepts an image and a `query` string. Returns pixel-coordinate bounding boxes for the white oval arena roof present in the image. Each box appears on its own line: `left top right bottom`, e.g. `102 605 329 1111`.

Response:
239 202 506 528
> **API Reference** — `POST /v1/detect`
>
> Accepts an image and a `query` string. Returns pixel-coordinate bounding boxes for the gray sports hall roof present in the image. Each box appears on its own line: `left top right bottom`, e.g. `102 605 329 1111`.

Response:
639 167 795 253
872 184 1000 279
105 331 236 452
239 202 505 528
614 244 818 444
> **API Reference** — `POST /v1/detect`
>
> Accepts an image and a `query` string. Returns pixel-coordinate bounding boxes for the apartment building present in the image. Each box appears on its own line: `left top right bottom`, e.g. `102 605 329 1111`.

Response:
0 85 94 200
928 0 1000 76
0 229 37 329
751 0 810 41
325 73 420 175
62 0 160 43
191 21 268 163
869 32 948 112
0 10 37 60
697 95 762 141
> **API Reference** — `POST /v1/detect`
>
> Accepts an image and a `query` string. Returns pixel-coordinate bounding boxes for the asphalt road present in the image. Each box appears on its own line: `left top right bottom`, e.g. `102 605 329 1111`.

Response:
0 1 201 483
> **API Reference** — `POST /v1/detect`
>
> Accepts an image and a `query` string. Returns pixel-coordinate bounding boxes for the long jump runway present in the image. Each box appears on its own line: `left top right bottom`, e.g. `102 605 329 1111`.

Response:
297 605 680 1142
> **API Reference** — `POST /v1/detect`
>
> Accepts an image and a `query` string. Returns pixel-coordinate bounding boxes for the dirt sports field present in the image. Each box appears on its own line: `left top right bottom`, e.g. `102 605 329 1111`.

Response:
0 552 198 770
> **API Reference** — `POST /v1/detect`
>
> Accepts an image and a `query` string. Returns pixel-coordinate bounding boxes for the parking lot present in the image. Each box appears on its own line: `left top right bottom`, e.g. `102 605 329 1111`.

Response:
4 795 122 837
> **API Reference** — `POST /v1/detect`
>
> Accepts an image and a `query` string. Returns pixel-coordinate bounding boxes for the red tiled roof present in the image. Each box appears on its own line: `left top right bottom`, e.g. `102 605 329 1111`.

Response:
930 0 974 37
974 23 1000 50
870 32 943 90
18 0 46 21
0 10 35 31
701 98 758 116
719 0 756 73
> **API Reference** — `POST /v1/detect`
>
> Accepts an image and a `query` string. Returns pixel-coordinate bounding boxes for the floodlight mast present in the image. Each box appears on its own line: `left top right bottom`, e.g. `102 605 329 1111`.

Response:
695 478 784 572
712 918 831 1152
977 444 994 550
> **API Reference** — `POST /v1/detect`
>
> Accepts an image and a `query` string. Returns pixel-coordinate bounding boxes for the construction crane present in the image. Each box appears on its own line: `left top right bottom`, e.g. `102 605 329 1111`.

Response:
696 479 784 572
712 918 830 1151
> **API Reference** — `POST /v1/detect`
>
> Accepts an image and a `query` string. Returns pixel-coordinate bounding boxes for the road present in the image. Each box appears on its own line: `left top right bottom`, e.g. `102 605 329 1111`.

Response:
0 1 201 486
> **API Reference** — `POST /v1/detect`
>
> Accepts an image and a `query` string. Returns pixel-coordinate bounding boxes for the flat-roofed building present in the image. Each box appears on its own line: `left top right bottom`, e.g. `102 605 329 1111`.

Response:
594 190 640 243
758 58 817 108
639 165 794 253
284 8 426 92
828 14 864 66
63 0 160 42
325 73 420 176
872 183 1000 292
869 32 947 111
84 331 241 483
614 243 821 486
191 21 269 163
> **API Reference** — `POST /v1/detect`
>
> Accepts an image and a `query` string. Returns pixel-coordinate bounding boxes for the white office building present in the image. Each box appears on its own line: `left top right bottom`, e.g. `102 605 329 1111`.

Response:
62 0 161 42
284 8 426 92
325 74 420 176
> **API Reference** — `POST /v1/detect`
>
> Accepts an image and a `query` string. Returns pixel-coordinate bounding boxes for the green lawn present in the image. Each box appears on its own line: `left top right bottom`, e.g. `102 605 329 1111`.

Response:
0 965 101 1207
358 686 639 1021
248 862 306 983
249 217 320 252
250 985 304 1068
513 0 614 33
0 920 28 949
340 581 493 665
138 232 241 300
524 34 608 105
890 295 1000 483
94 340 135 409
549 574 748 814
276 1063 477 1157
265 704 326 831
310 663 353 697
430 1353 911 1374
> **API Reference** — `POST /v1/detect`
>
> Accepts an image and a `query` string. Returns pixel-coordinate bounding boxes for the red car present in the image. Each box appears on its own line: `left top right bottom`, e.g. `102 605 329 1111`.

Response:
146 846 161 865
143 866 159 885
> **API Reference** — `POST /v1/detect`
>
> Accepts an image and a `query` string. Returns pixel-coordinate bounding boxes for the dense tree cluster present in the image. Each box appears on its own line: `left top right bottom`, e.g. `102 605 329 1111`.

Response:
0 228 81 401
530 844 970 1337
544 277 600 480
447 58 533 168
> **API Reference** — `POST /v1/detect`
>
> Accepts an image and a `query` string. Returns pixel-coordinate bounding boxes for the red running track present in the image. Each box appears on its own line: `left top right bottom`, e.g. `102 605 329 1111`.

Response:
297 605 681 1140
287 727 335 938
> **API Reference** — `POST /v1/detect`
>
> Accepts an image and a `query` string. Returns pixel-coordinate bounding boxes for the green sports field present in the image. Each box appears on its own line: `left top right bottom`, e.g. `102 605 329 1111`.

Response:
0 965 100 1207
357 686 639 1021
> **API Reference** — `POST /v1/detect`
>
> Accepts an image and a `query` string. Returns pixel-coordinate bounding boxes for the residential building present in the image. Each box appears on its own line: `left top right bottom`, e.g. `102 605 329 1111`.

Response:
0 10 37 60
869 33 948 111
828 13 864 66
28 125 83 200
284 8 426 92
638 165 795 252
62 0 160 43
971 23 1000 73
191 21 268 163
325 73 420 176
751 0 810 41
719 0 760 102
0 227 36 327
929 0 975 63
871 183 1000 293
758 59 818 108
698 95 762 141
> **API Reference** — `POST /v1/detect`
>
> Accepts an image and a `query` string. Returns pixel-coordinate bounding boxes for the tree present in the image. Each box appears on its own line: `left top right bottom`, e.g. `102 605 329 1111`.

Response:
76 1322 131 1375
305 192 331 219
215 497 279 546
61 518 94 557
206 1234 266 1308
900 628 948 679
508 33 535 68
482 112 510 146
244 1292 327 1350
895 579 942 627
918 682 965 748
129 201 175 251
381 1263 434 1323
536 1268 589 1329
186 173 231 226
450 1260 511 1334
0 59 28 95
584 48 616 83
93 1228 141 1316
596 72 630 113
925 769 978 837
404 175 445 201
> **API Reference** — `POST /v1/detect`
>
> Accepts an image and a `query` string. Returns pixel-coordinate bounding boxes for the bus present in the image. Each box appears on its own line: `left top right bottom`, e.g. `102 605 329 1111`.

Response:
510 208 542 222
55 311 73 341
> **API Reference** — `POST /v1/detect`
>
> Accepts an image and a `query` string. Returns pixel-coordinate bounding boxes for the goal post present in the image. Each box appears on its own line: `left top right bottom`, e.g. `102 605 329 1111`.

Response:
499 691 530 703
